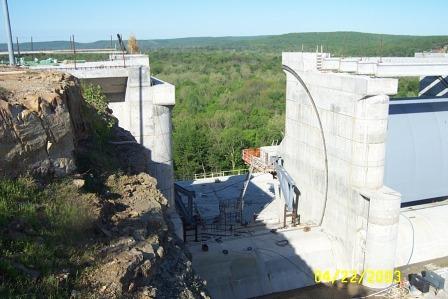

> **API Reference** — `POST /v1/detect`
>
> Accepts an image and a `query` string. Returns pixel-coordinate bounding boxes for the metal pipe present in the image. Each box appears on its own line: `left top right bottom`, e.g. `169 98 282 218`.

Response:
2 0 15 65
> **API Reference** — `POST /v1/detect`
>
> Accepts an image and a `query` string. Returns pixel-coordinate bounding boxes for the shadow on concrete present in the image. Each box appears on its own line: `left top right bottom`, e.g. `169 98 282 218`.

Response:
176 174 371 299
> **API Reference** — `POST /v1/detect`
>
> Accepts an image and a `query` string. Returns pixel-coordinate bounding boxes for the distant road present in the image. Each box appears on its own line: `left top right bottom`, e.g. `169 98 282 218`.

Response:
0 49 118 55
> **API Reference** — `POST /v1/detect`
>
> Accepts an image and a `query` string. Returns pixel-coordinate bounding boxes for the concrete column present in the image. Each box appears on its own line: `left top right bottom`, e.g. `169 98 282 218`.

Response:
361 187 401 289
124 66 174 206
351 94 389 189
151 104 174 206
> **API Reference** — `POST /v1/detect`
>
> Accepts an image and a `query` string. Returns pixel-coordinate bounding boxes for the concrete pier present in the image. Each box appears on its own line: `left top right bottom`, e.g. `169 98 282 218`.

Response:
281 52 400 287
280 52 448 289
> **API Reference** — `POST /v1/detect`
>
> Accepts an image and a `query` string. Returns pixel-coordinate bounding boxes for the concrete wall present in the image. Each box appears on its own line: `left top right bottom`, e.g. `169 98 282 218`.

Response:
319 56 448 77
281 52 400 287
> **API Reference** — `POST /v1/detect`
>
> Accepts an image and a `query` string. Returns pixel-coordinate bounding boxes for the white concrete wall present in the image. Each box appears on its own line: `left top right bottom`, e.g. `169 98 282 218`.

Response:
281 52 401 287
109 54 150 67
121 67 175 206
317 56 448 77
150 105 174 204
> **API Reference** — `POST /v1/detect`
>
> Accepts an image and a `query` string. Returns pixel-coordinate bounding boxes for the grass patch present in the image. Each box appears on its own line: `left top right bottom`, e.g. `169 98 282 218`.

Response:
0 178 98 298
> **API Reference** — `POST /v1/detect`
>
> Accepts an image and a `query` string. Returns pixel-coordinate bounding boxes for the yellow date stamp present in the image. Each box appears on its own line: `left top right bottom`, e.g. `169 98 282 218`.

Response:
314 269 401 284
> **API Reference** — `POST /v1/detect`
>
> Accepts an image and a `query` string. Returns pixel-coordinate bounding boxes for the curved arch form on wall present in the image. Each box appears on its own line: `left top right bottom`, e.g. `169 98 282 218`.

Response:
282 65 328 226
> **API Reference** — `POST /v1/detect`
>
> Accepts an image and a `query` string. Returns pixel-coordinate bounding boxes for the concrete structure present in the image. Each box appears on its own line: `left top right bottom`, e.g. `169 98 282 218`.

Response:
282 52 400 289
181 52 448 298
319 55 448 77
280 52 448 289
30 54 175 205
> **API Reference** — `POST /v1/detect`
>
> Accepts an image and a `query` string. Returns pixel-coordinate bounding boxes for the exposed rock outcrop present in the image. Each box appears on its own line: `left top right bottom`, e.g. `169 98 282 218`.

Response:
0 70 88 178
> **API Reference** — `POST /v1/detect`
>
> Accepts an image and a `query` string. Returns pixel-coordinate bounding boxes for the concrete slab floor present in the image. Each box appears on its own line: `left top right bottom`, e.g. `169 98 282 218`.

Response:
188 226 349 299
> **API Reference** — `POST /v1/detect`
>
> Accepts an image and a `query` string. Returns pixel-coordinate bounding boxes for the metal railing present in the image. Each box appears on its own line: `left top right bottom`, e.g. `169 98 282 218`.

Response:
174 183 196 225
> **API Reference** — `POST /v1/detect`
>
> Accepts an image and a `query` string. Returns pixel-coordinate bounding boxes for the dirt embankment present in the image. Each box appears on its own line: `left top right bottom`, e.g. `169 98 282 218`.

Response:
77 173 208 299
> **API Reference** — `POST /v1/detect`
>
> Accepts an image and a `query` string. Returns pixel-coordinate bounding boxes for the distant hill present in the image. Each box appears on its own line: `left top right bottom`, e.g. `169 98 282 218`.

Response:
2 32 448 56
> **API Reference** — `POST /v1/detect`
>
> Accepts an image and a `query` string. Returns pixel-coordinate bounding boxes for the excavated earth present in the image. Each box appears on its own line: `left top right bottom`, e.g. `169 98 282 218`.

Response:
77 173 209 299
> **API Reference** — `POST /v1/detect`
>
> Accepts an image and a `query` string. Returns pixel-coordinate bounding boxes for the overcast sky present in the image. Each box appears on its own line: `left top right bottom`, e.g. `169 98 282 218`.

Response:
1 0 447 42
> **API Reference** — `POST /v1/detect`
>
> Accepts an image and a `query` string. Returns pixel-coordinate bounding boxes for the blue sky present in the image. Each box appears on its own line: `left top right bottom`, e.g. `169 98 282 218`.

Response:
1 0 447 42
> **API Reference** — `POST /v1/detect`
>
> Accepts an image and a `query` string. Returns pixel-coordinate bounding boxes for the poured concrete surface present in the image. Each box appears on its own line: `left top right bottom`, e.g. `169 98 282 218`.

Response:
318 54 448 77
189 226 348 299
396 202 448 266
184 52 448 296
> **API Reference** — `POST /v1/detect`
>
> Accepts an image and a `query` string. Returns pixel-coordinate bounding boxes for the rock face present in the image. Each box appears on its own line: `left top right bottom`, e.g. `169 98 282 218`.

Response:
0 70 88 178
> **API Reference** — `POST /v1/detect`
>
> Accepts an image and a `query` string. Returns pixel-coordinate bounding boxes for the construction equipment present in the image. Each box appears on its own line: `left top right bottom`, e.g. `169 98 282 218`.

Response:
242 148 275 173
238 146 279 224
274 159 301 227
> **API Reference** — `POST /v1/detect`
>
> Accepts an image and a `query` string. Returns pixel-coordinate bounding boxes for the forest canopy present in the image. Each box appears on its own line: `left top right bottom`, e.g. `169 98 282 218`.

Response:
151 50 286 179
